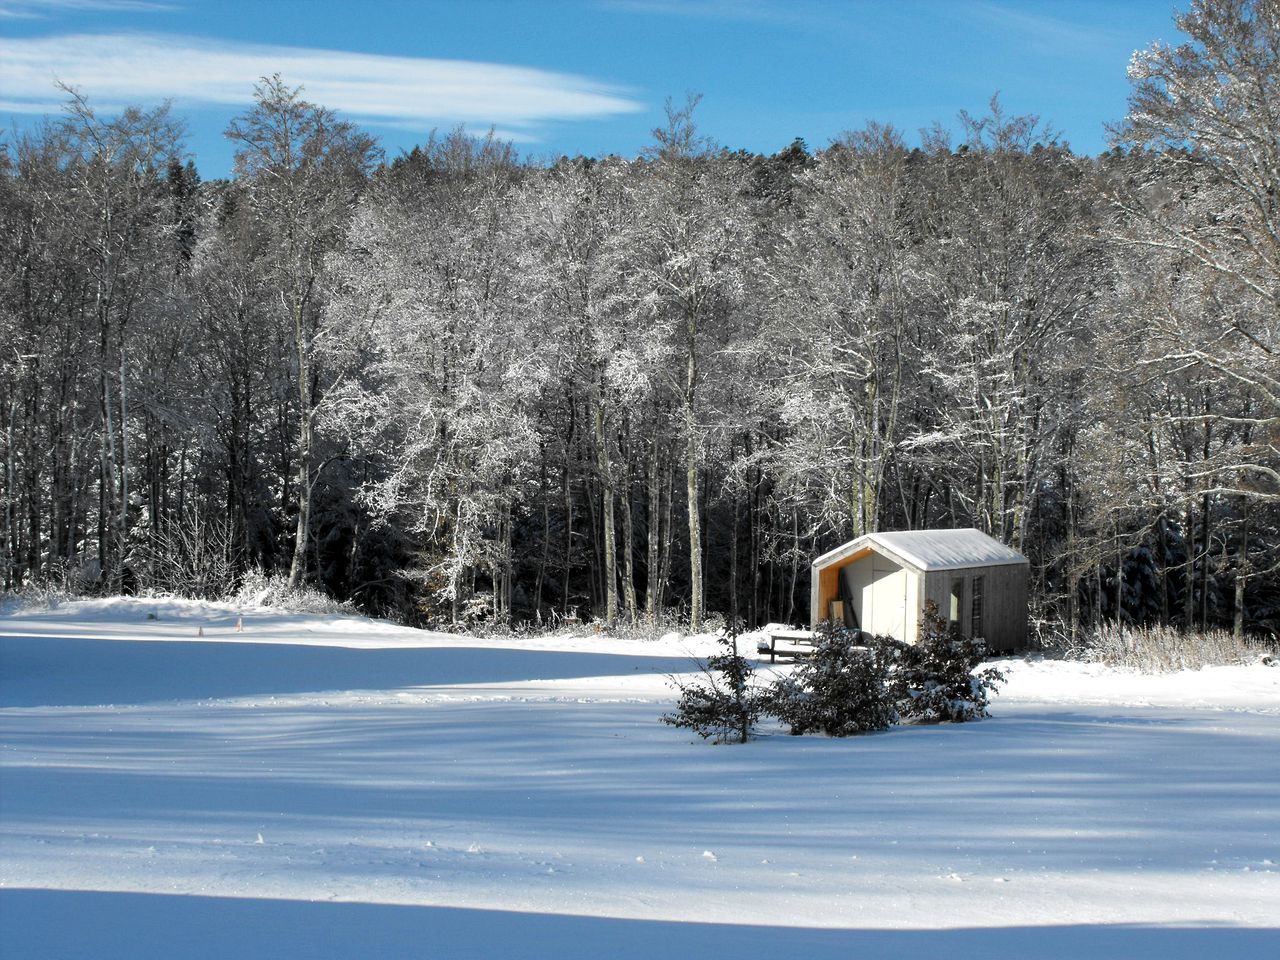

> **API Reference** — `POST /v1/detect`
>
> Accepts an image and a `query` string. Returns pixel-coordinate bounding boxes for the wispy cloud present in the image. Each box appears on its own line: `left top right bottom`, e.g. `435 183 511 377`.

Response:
600 0 829 28
0 32 645 137
603 0 780 20
0 0 175 19
968 1 1124 52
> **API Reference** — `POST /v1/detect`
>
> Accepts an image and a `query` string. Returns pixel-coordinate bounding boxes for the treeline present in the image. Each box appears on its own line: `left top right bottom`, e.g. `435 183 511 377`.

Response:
1 1 1276 638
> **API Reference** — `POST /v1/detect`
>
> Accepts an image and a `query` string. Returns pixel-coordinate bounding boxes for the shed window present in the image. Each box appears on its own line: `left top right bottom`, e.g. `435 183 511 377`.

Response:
971 575 985 638
949 579 963 628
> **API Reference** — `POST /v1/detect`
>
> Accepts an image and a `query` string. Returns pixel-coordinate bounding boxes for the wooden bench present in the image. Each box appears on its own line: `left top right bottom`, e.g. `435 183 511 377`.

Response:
757 628 817 663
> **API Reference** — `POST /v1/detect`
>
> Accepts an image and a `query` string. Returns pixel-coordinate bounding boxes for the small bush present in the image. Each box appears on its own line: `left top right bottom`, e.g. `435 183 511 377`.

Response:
889 602 1005 723
136 510 241 600
598 610 685 641
766 620 895 736
232 569 353 616
0 578 79 614
663 624 763 744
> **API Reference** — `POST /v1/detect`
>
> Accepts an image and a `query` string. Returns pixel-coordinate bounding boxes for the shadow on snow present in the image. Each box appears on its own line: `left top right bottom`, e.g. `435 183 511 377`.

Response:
0 634 697 707
3 888 1275 960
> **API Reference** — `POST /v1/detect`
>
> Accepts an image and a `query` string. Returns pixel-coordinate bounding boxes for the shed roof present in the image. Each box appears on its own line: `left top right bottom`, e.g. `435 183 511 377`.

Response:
812 528 1028 573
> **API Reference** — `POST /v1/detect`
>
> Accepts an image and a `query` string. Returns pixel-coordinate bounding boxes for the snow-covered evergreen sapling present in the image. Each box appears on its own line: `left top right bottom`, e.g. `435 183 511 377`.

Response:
890 601 1005 723
766 620 895 736
662 621 761 743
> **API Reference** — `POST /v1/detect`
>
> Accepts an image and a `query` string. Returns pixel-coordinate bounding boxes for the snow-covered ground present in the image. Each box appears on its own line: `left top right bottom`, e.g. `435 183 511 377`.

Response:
1 598 1277 959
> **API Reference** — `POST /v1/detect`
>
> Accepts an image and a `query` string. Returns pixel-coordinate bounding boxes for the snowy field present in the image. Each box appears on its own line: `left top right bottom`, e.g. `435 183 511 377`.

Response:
2 598 1278 959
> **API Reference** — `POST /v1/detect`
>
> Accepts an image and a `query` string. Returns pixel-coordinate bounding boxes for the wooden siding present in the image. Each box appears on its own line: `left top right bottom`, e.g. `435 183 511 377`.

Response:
921 563 1027 650
981 562 1028 650
923 570 960 637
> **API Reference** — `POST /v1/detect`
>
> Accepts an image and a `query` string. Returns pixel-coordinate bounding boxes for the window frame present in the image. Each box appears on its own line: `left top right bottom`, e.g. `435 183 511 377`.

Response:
970 574 985 639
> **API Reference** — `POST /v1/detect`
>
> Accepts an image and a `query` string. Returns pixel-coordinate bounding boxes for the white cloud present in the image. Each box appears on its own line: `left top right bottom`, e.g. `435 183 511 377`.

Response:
968 1 1122 52
601 0 827 28
0 32 645 135
0 0 175 18
603 0 780 19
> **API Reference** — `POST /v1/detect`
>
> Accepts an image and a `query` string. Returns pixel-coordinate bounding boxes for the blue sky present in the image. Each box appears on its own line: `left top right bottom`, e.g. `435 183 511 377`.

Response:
1 0 1182 176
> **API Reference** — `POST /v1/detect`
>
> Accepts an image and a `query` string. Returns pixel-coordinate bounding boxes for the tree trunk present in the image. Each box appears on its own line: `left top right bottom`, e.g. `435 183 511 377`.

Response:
99 367 116 585
117 347 129 592
3 395 14 588
684 301 702 632
1157 513 1170 626
287 297 312 589
1234 509 1248 641
729 479 739 624
534 440 549 620
561 457 573 619
1199 491 1211 630
1114 522 1124 624
1063 457 1078 644
784 507 799 625
619 455 638 624
686 423 702 631
1095 560 1104 626
585 474 601 616
646 437 661 620
594 393 617 625
763 507 775 625
658 461 675 617
1183 502 1196 629
748 443 760 627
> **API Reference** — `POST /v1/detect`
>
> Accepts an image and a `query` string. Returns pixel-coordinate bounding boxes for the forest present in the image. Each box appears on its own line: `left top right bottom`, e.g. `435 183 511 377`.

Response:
0 0 1276 641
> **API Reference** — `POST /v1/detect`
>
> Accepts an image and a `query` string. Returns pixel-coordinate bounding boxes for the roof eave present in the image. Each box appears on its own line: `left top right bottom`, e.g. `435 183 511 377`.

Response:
812 531 1029 572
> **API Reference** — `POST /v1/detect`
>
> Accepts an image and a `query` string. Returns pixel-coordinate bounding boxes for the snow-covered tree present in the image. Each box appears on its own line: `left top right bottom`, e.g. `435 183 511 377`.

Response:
1112 0 1279 505
226 76 380 589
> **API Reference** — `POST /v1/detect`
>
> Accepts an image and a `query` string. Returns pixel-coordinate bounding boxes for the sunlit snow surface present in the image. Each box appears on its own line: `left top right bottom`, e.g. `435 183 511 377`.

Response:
1 598 1277 959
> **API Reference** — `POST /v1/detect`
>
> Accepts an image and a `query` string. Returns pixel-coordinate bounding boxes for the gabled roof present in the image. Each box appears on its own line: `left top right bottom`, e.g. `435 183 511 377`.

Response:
812 528 1028 573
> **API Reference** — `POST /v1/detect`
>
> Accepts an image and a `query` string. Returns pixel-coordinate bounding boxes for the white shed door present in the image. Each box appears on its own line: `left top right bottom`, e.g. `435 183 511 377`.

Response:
867 556 908 640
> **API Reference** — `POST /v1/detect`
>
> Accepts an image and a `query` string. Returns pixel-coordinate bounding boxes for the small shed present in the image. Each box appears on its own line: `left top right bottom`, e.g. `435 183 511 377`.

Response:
810 528 1029 651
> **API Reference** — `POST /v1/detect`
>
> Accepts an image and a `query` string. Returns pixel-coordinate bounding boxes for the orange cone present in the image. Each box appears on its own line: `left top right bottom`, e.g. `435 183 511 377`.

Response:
236 616 243 633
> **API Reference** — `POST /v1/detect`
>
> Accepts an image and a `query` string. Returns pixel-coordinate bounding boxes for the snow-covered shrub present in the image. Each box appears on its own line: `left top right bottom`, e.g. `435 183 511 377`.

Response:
765 620 895 737
597 611 683 641
761 606 1003 736
889 602 1005 723
1027 609 1083 658
232 569 353 616
0 578 79 614
663 625 763 744
699 611 728 638
411 592 504 634
1081 621 1272 672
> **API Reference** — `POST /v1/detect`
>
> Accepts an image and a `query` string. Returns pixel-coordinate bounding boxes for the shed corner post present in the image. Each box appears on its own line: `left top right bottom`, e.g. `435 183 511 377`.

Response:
809 562 821 630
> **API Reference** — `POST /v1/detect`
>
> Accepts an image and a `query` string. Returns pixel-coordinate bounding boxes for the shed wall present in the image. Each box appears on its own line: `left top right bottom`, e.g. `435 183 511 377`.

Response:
922 563 1027 651
982 562 1028 650
867 555 908 638
923 570 958 634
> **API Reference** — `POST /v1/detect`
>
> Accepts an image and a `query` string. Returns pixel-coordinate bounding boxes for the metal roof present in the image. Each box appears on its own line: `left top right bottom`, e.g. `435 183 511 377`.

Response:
812 528 1028 572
